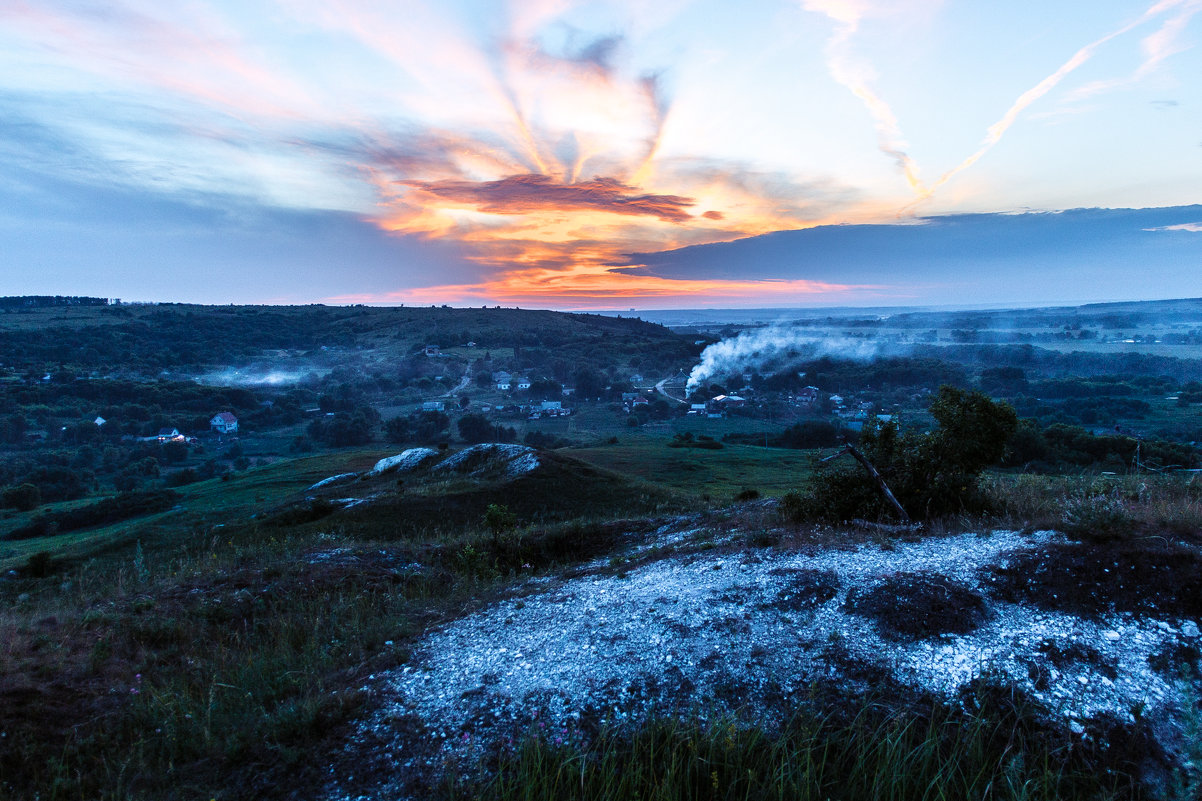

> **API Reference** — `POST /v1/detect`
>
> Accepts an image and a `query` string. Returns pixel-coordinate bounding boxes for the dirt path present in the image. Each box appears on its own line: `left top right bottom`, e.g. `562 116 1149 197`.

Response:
655 375 687 404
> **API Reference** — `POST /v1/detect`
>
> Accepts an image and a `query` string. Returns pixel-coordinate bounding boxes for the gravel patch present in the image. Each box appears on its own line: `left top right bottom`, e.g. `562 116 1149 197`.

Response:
327 524 1202 799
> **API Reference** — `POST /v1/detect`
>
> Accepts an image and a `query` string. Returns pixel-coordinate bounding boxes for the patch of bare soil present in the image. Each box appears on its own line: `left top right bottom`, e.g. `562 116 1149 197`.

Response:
985 539 1202 618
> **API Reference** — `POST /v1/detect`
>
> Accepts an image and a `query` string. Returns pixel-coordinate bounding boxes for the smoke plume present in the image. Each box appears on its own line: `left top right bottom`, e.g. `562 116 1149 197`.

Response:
686 324 895 394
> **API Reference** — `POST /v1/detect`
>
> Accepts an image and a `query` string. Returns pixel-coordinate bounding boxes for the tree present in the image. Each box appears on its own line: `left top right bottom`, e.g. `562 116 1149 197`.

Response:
798 386 1017 522
383 416 412 443
483 503 517 547
412 410 450 443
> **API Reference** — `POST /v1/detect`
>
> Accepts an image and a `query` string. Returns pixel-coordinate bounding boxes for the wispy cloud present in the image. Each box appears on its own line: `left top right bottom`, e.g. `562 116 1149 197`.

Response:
1145 221 1202 231
908 0 1201 209
802 0 926 193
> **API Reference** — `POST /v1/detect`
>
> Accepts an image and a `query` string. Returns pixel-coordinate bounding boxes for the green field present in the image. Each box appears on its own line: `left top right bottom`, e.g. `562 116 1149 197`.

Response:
0 448 393 572
570 436 816 499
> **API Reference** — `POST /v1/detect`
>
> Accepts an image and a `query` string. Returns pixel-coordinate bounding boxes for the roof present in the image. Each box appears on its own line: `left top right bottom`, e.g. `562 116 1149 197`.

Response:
211 411 238 423
157 427 179 436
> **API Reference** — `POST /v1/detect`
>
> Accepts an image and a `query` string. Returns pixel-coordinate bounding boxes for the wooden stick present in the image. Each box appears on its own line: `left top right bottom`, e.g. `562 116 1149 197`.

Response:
821 442 912 523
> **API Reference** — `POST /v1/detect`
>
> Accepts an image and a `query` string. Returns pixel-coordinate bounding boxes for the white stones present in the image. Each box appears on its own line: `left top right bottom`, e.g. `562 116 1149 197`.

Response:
368 448 439 476
1182 620 1200 638
1103 630 1121 642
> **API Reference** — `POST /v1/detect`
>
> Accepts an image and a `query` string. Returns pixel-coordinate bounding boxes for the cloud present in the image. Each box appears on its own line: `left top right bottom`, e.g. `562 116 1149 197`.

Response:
908 0 1201 210
802 0 926 193
1067 0 1202 101
1145 221 1202 231
398 173 698 222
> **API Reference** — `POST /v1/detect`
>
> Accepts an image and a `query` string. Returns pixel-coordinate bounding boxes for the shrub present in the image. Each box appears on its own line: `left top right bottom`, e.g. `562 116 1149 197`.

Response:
1059 492 1136 542
6 490 180 540
798 386 1016 522
165 468 201 487
2 482 41 511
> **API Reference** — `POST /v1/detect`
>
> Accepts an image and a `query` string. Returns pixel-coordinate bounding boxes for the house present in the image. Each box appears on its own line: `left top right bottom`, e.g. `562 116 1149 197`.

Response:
493 370 512 391
210 411 239 434
630 373 644 385
632 396 649 407
157 427 184 443
516 376 531 390
422 401 445 412
688 403 707 415
465 341 477 348
829 394 845 407
561 385 576 396
94 416 107 427
709 394 745 410
423 345 441 357
540 400 562 411
496 379 511 391
796 386 820 406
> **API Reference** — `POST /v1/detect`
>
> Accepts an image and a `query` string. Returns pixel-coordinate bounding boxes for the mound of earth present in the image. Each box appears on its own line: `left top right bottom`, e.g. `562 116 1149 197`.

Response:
324 521 1202 799
322 448 679 538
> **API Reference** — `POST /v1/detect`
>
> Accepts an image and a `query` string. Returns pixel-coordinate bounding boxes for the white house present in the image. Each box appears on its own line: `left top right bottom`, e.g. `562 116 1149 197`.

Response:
210 412 239 434
157 427 184 443
422 401 446 412
516 376 532 390
540 400 562 411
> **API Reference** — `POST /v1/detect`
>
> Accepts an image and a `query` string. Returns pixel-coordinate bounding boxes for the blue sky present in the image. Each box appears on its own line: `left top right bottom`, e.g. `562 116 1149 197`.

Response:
1 0 1200 307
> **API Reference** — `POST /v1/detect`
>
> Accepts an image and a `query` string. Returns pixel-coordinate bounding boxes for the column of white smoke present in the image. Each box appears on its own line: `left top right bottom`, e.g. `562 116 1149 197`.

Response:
685 325 887 395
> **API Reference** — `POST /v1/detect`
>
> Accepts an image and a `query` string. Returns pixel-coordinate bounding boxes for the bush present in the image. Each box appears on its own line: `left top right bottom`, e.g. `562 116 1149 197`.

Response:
798 386 1017 522
2 482 41 511
6 490 180 540
165 468 200 487
1059 492 1136 542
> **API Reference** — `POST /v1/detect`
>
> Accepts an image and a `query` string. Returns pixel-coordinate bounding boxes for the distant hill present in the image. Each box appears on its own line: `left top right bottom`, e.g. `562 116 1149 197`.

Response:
0 304 682 373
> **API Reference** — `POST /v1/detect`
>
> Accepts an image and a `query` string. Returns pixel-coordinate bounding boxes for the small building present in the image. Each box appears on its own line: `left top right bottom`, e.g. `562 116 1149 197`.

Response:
540 400 562 411
516 376 531 390
496 379 511 391
210 411 239 434
94 416 107 427
561 385 576 396
422 401 445 412
796 386 820 406
688 403 707 415
709 394 745 410
423 345 441 357
632 396 650 407
157 427 184 443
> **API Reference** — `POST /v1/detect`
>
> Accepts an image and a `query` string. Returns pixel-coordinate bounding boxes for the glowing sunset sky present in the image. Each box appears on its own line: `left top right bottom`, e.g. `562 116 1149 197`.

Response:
1 0 1200 307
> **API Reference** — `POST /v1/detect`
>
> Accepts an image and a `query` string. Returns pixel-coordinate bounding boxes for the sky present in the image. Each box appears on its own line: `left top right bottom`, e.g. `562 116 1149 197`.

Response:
1 0 1200 309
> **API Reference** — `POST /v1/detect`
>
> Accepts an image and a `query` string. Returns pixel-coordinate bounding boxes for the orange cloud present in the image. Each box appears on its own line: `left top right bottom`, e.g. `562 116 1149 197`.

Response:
398 174 698 222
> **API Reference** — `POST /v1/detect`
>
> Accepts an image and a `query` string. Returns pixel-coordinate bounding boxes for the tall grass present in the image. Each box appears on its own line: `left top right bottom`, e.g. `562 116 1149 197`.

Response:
449 697 1132 801
982 472 1202 537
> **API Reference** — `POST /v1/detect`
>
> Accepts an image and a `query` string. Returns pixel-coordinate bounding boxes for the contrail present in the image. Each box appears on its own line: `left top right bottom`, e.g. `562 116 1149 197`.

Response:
804 0 926 194
906 0 1195 209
